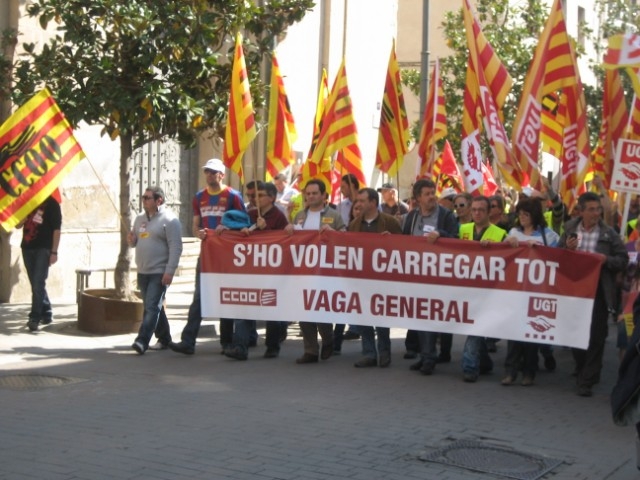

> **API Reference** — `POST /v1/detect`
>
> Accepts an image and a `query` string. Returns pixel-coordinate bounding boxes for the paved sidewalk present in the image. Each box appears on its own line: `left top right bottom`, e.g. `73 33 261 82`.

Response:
0 285 638 480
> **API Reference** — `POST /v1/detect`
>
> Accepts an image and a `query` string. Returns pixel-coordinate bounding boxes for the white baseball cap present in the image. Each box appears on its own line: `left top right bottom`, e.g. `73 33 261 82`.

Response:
440 187 458 200
202 158 225 172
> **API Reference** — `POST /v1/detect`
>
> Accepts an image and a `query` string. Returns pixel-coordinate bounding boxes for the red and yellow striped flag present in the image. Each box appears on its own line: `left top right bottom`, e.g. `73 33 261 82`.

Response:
301 69 333 193
512 0 589 203
309 59 362 168
416 58 447 179
604 33 640 70
335 144 366 187
460 61 484 195
266 51 297 180
223 32 256 183
0 88 85 231
433 140 463 192
375 41 409 178
540 92 564 159
463 0 524 190
592 69 629 188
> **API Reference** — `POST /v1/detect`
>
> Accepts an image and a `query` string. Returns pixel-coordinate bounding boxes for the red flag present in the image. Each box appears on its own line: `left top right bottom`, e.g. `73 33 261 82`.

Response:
266 52 297 180
416 58 447 179
435 140 464 190
375 41 409 177
463 0 524 189
481 161 499 196
0 88 85 231
223 32 257 183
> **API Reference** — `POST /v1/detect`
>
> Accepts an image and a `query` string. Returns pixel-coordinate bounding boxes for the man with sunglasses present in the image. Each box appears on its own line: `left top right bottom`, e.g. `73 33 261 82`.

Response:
129 186 183 354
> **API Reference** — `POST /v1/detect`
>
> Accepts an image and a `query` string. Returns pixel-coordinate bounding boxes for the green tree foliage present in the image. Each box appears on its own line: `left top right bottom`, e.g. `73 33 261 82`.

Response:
8 0 314 298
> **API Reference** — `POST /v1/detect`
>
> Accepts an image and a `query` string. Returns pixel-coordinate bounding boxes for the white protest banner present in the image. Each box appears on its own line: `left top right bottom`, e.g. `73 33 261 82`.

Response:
612 138 640 193
201 230 603 349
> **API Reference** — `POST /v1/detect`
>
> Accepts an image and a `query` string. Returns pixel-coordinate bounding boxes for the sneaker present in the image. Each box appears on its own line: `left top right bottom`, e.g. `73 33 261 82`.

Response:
224 346 248 361
264 348 279 358
27 320 39 332
41 318 53 325
148 341 169 351
354 357 377 368
132 341 145 355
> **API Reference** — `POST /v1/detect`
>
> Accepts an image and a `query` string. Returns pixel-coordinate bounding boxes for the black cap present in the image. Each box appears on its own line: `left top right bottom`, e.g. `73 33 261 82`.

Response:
376 182 396 192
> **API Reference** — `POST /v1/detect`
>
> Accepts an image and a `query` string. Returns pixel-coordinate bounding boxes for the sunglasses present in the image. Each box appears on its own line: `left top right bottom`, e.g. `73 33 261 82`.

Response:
141 195 156 200
454 203 467 208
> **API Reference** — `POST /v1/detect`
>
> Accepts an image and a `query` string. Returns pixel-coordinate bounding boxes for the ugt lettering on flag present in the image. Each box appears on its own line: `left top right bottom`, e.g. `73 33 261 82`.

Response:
0 88 85 231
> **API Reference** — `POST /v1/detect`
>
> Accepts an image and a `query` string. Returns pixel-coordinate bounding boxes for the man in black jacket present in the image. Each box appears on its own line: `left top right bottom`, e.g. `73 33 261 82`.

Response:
560 191 628 397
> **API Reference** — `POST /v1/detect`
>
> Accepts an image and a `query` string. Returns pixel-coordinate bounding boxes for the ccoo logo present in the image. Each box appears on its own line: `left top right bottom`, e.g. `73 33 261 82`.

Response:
220 288 277 306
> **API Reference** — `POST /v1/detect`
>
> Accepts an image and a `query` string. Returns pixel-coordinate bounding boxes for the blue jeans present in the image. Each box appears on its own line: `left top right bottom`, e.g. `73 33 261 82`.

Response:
22 248 52 323
418 331 438 366
134 273 170 348
462 336 493 375
360 326 390 359
181 258 234 348
231 319 256 354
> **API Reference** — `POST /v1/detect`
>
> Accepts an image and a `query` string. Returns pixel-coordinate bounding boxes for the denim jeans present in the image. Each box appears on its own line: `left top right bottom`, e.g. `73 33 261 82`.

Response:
134 273 170 348
462 336 493 375
181 258 202 348
418 331 438 366
22 248 52 323
265 321 287 350
360 326 390 359
231 319 256 354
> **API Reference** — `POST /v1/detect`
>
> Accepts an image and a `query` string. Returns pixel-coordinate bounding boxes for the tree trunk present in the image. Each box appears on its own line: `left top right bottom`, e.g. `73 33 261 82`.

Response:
114 133 134 300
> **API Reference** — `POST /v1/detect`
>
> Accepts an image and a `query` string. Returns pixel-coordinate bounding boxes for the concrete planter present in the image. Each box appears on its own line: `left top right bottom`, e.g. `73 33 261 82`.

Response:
78 288 143 335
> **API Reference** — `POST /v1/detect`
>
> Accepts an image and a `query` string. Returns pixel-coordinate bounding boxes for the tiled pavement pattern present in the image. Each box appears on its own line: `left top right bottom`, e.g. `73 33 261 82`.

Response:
0 284 638 480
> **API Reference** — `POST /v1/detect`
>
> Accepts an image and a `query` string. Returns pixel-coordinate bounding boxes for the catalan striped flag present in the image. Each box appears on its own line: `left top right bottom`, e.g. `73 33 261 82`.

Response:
540 92 564 159
309 59 363 180
626 92 640 139
300 69 333 194
416 58 447 179
603 33 640 70
334 144 366 187
266 52 297 180
223 32 256 183
0 88 85 231
592 69 628 188
463 0 524 190
512 0 589 206
460 61 484 195
375 41 409 178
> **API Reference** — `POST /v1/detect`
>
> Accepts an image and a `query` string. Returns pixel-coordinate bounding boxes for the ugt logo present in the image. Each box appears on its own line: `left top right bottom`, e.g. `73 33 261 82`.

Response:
526 296 557 333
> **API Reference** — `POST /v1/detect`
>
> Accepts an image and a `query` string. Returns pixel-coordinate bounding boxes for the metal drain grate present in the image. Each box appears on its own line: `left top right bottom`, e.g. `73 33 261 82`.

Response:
420 439 563 480
0 374 88 390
